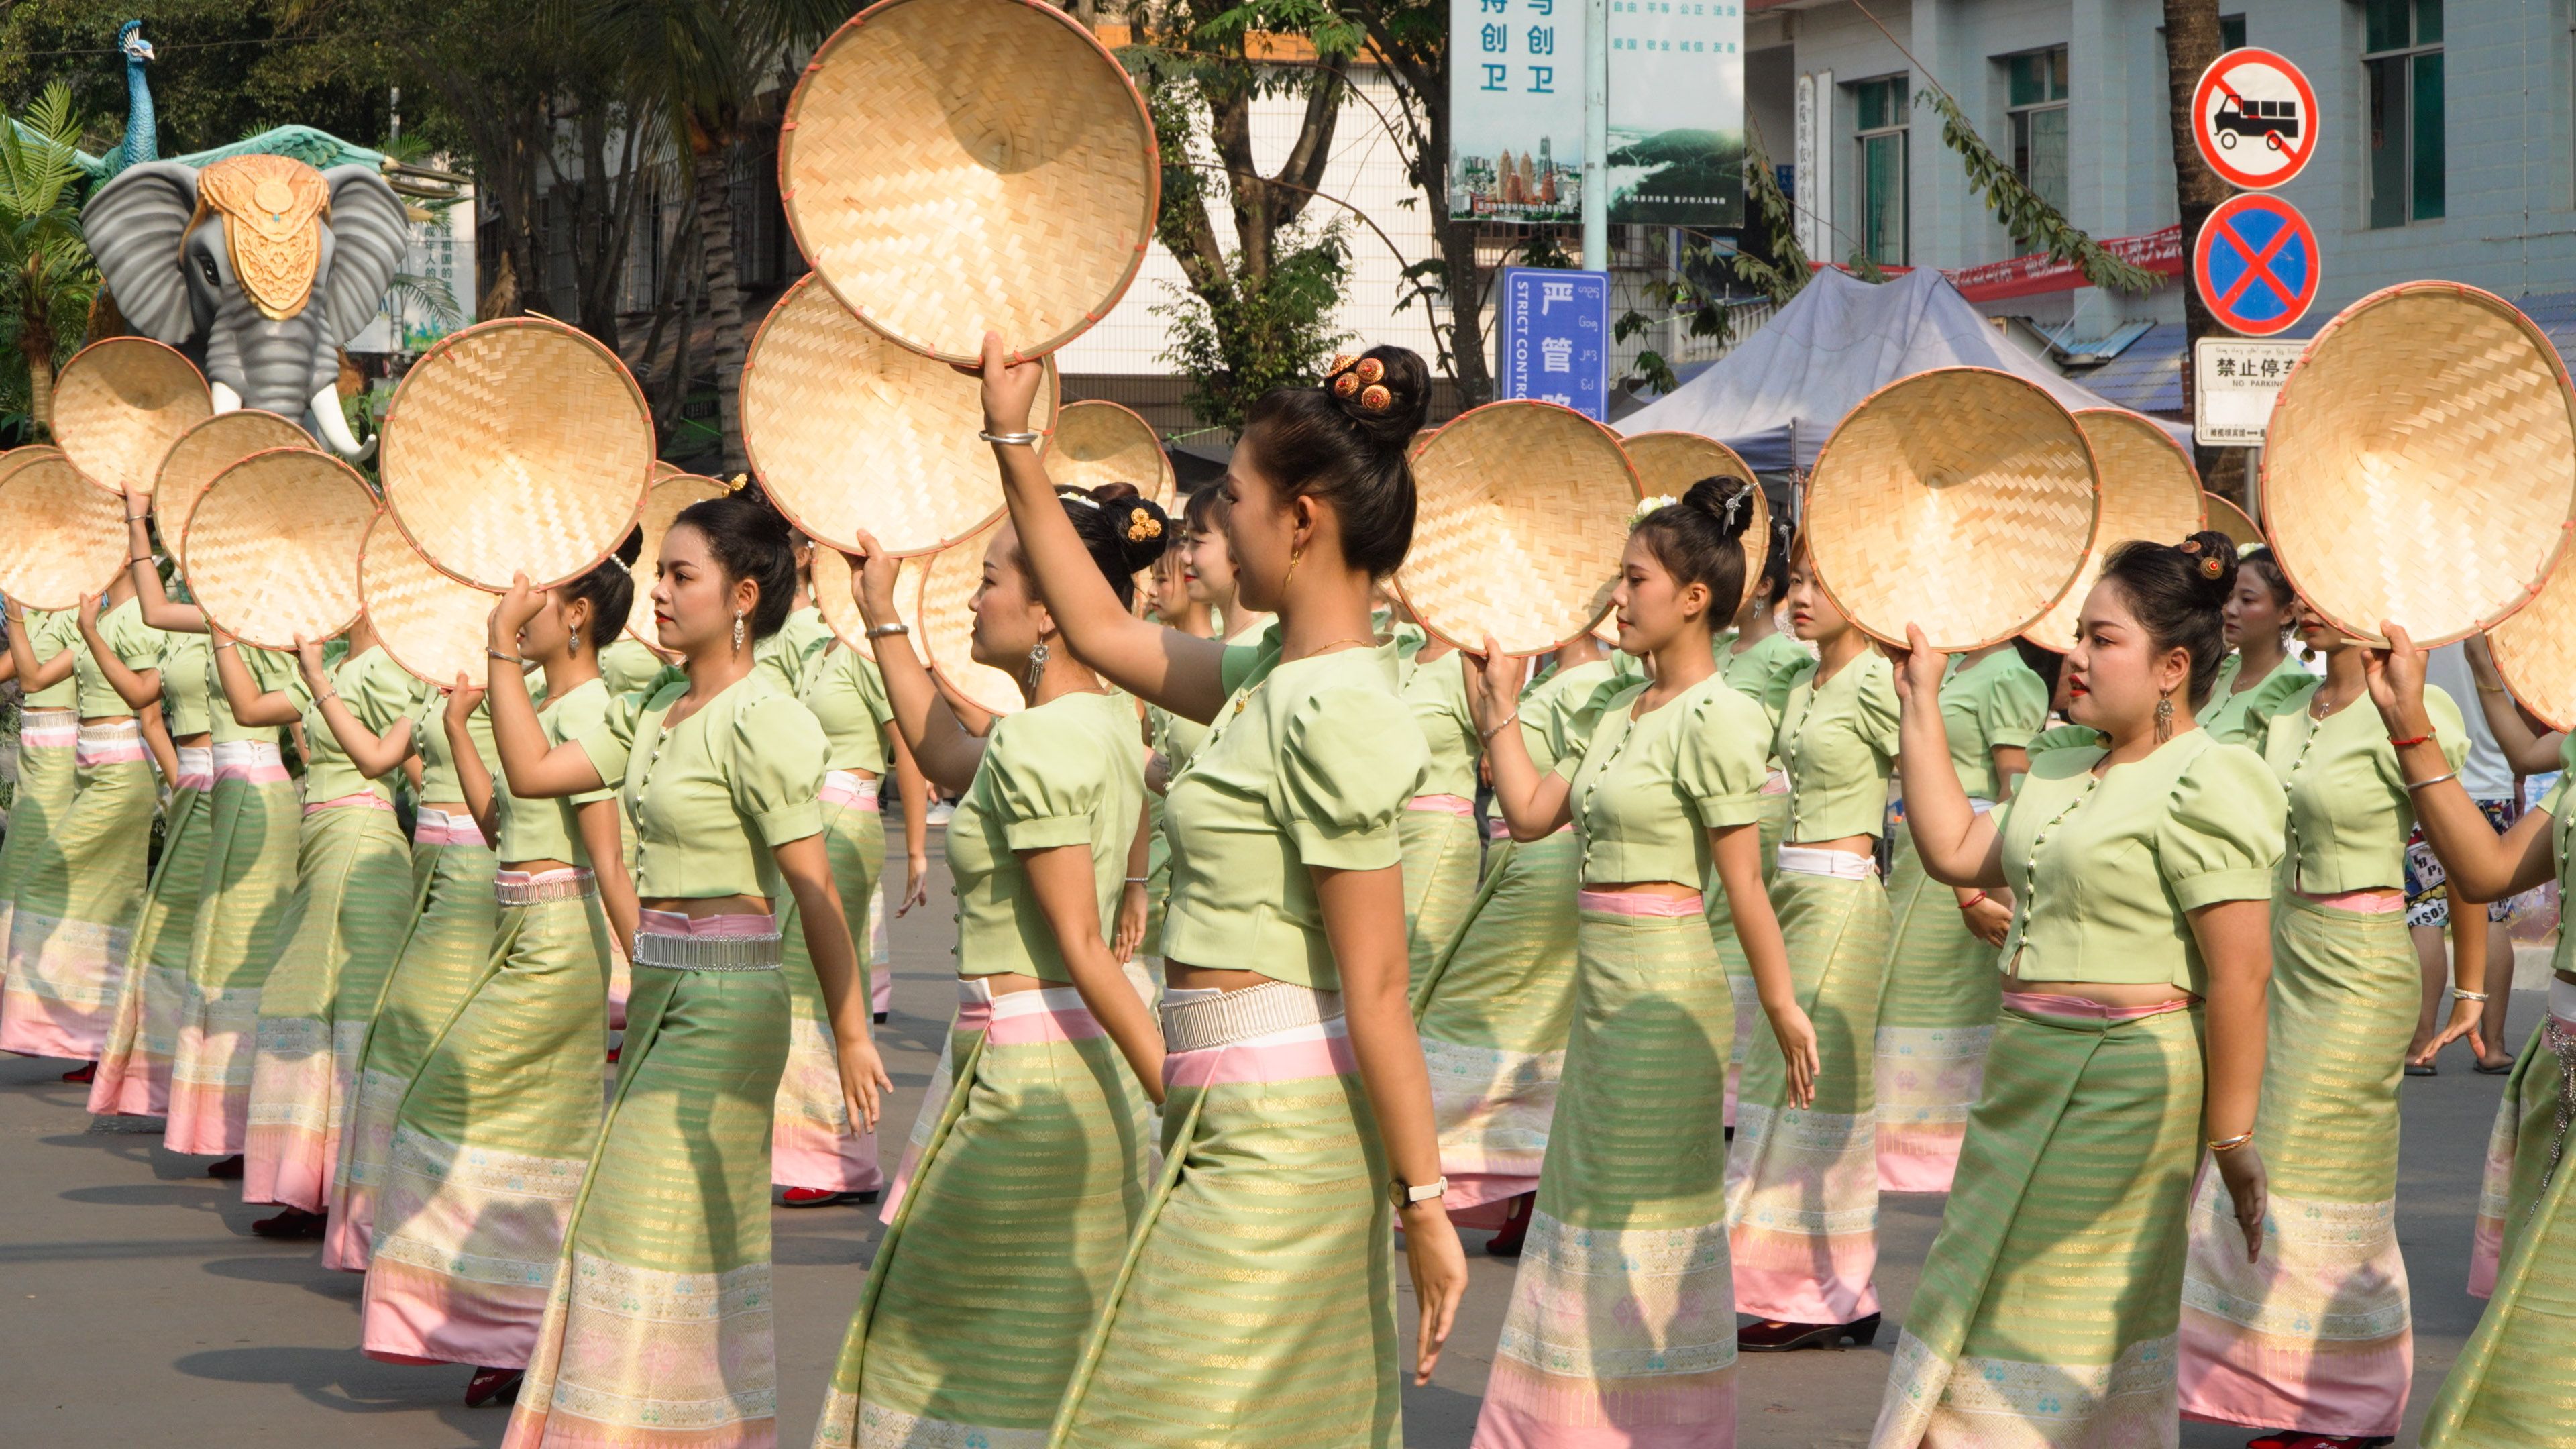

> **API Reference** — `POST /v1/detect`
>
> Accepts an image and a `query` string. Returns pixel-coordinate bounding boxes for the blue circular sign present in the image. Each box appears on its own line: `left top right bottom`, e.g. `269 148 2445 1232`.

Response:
2192 193 2320 337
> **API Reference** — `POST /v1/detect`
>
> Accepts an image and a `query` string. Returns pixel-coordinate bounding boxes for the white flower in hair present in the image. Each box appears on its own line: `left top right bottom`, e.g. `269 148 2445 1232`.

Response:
1629 494 1680 526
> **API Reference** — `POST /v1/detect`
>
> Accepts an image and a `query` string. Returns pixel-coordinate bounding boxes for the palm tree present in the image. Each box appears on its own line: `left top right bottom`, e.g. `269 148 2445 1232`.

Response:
0 83 101 438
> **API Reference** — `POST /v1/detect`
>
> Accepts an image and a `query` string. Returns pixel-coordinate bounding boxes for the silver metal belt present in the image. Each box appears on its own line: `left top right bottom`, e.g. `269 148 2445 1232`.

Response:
494 871 597 906
631 930 784 972
1159 981 1343 1053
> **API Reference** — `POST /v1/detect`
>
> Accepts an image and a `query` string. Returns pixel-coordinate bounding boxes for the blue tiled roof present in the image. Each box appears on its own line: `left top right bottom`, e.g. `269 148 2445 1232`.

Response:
2074 323 2187 414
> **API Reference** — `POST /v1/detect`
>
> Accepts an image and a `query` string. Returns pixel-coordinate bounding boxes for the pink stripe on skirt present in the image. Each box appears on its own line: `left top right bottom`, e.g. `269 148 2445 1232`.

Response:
1409 793 1475 817
1577 890 1705 918
305 792 394 817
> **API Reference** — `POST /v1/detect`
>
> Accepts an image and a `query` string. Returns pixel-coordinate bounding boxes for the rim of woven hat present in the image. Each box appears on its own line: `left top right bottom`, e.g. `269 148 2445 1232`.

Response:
152 411 315 566
50 337 212 498
779 0 1159 365
1045 400 1175 508
1621 431 1771 617
1395 400 1643 657
361 514 503 688
742 273 1059 556
623 472 729 645
0 448 127 610
2204 492 2263 551
1804 366 2100 651
2490 543 2576 731
181 447 378 649
651 460 684 483
2018 410 2206 653
380 316 655 590
2263 281 2576 647
812 547 926 661
914 520 1022 716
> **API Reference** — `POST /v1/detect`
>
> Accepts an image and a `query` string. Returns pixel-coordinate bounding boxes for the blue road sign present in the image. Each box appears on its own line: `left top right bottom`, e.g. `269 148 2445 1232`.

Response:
2192 193 2320 337
1495 267 1609 420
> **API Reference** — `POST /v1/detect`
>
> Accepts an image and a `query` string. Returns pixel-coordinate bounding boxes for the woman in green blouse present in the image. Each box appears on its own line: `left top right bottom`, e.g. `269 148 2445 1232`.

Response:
1397 629 1481 990
1715 511 1809 1124
971 337 1466 1447
1726 547 1900 1349
2205 544 2307 743
492 488 884 1449
810 487 1168 1449
0 610 66 968
1872 532 2281 1448
1140 521 1218 964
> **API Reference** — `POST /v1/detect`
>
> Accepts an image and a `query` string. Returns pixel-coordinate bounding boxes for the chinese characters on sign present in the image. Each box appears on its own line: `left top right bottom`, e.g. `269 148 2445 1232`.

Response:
1495 267 1609 421
2192 337 2305 446
1450 0 1585 222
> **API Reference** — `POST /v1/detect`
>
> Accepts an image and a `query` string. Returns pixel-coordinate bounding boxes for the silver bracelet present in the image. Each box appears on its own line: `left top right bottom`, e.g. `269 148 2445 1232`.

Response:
2403 771 2458 792
2454 989 2491 1002
865 622 910 639
978 429 1042 447
1123 875 1149 885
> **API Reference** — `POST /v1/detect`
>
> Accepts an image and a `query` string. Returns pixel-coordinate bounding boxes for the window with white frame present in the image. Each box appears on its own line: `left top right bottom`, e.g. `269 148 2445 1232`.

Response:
1853 75 1909 266
2363 0 2444 226
2004 45 2070 242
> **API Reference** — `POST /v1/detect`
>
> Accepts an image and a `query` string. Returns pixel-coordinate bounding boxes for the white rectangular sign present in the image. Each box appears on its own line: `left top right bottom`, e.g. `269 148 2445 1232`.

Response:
2193 337 2304 446
1448 0 1586 223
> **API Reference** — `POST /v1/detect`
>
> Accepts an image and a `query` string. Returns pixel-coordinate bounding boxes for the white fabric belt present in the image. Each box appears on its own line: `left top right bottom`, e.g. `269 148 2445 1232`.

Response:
496 869 596 905
1968 797 1994 815
1159 980 1343 1053
176 746 214 788
631 930 784 972
212 739 284 769
1777 845 1879 880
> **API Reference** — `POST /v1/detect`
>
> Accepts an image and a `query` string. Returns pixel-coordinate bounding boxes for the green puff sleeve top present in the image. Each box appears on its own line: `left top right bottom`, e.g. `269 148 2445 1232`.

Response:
1160 635 1428 990
1937 650 2051 802
2249 672 2469 894
292 647 424 803
207 645 292 745
946 690 1148 983
1521 657 1619 778
415 694 498 805
1720 629 1812 734
21 609 80 709
599 636 677 698
74 598 164 718
1559 672 1772 889
2202 653 2312 745
800 646 894 777
576 672 826 902
753 606 833 698
159 633 214 738
1775 649 1900 841
499 677 618 867
1994 729 2286 996
1399 642 1481 800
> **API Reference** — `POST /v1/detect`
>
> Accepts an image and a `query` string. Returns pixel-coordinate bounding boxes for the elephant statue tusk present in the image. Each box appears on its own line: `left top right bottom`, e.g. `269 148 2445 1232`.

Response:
210 380 241 415
309 384 376 463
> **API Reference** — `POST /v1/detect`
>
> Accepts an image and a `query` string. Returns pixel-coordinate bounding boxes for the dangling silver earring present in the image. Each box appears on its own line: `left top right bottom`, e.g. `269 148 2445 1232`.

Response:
2154 687 2176 744
732 612 747 652
1025 640 1051 693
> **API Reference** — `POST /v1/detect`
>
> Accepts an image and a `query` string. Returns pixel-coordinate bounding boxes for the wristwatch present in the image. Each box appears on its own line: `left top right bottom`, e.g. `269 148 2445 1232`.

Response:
1389 1174 1447 1210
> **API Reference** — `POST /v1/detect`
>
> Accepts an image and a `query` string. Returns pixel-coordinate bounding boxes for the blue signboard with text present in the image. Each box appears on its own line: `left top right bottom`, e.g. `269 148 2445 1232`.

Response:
1495 267 1609 421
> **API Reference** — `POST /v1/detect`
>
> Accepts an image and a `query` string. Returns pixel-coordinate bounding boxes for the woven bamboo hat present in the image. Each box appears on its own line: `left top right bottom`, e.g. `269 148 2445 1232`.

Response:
2018 410 2207 651
624 472 729 645
380 316 655 590
741 274 1058 556
1397 401 1642 656
51 337 212 496
361 515 502 688
780 0 1157 364
916 520 1021 716
1045 400 1175 507
152 411 314 566
2205 492 2263 550
1803 367 2098 651
812 546 928 659
2263 282 2576 645
181 447 377 648
2489 551 2576 731
1622 430 1771 616
0 448 125 610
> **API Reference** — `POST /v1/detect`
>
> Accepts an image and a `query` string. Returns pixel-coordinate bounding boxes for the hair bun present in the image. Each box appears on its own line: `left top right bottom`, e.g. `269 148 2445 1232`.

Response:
615 525 645 568
1680 476 1758 545
2177 529 2239 611
1324 346 1430 458
1104 488 1171 574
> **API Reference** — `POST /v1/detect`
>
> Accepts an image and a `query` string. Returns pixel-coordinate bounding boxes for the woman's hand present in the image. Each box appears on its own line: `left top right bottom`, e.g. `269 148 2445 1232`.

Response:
1399 1201 1468 1385
76 592 100 629
2 596 21 622
1112 880 1148 963
292 633 329 684
849 531 902 627
1458 633 1524 733
2465 632 2507 689
444 673 488 728
2412 994 2489 1067
2211 1144 2269 1263
972 329 1049 435
1960 892 2013 948
492 572 545 652
2361 621 2430 733
833 1031 892 1132
1891 623 1947 706
1762 1000 1821 1108
898 850 930 916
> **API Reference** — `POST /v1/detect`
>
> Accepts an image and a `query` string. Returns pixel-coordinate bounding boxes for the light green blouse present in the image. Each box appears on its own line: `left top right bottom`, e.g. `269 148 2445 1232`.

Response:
2202 652 2311 745
1160 635 1427 989
753 606 833 697
160 633 214 738
1719 629 1812 733
1523 657 1620 778
947 690 1146 983
1937 649 2051 801
1995 729 2286 994
2249 673 2469 894
21 609 79 709
1399 641 1479 800
800 646 894 776
2542 734 2576 977
292 647 423 804
1148 704 1210 775
576 672 827 902
1560 672 1771 888
499 677 617 867
74 598 163 718
416 694 497 805
207 645 291 745
1776 649 1900 841
600 636 676 698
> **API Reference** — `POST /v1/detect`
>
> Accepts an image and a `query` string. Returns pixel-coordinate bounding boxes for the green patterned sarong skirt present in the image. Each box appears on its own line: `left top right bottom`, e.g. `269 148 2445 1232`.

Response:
166 741 300 1155
0 708 78 953
1 720 156 1061
1872 827 2001 1193
89 757 211 1117
1715 785 1791 1125
773 777 887 1193
1401 798 1482 992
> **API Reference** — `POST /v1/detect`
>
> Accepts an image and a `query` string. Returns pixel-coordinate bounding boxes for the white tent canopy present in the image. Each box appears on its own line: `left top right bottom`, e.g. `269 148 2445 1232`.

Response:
1616 267 2193 474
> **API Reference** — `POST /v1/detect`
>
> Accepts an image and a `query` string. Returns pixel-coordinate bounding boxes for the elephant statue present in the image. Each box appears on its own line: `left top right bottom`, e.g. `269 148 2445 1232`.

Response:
82 154 409 459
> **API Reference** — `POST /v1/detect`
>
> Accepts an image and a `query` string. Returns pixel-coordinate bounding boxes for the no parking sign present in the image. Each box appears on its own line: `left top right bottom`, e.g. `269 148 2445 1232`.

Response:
2193 193 2319 337
2192 48 2318 191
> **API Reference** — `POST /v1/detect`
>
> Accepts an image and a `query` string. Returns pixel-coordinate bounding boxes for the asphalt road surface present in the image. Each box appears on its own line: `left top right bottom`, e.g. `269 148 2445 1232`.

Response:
0 835 2535 1446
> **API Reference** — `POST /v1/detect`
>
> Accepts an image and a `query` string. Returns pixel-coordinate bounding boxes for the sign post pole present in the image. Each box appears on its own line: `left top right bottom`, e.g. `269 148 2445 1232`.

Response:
1582 0 1608 270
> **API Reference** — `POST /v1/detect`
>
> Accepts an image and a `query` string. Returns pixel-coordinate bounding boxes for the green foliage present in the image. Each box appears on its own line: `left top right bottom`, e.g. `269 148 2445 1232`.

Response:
1729 124 1811 305
1918 87 2157 294
0 80 99 443
1155 224 1354 433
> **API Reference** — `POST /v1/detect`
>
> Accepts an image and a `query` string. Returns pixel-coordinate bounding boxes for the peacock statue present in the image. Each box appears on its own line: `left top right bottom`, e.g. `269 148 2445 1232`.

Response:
113 20 155 173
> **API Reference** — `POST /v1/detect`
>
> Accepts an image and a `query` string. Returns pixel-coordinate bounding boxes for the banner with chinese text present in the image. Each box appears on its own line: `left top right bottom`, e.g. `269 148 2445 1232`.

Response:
1449 0 1584 222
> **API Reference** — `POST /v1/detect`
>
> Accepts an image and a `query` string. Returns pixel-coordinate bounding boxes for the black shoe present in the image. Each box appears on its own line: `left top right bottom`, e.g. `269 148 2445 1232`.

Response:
206 1154 245 1180
1738 1313 1882 1352
250 1207 326 1240
465 1366 524 1407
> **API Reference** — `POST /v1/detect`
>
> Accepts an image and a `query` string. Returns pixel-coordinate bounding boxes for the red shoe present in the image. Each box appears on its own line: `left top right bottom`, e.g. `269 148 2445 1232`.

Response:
779 1186 869 1208
60 1061 97 1084
605 1045 621 1063
1738 1313 1882 1351
250 1207 325 1240
2247 1436 2394 1449
1487 1192 1536 1258
205 1155 245 1180
465 1366 524 1407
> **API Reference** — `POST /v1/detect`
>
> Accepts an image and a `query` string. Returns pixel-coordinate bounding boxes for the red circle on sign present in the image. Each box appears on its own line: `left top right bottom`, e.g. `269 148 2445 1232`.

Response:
2192 48 2319 191
2193 193 2320 337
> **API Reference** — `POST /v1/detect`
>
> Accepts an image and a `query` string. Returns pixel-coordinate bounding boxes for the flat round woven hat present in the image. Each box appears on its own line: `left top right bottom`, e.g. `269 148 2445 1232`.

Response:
1622 430 1770 616
812 546 924 659
741 274 1057 556
153 411 314 565
2206 492 2263 550
1803 367 2098 651
362 515 502 688
2019 410 2206 651
1045 400 1175 507
780 0 1157 364
915 521 1021 717
625 472 729 645
2263 282 2576 645
51 337 211 496
182 447 377 648
380 316 655 590
1397 401 1642 656
0 448 126 610
2490 549 2576 731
